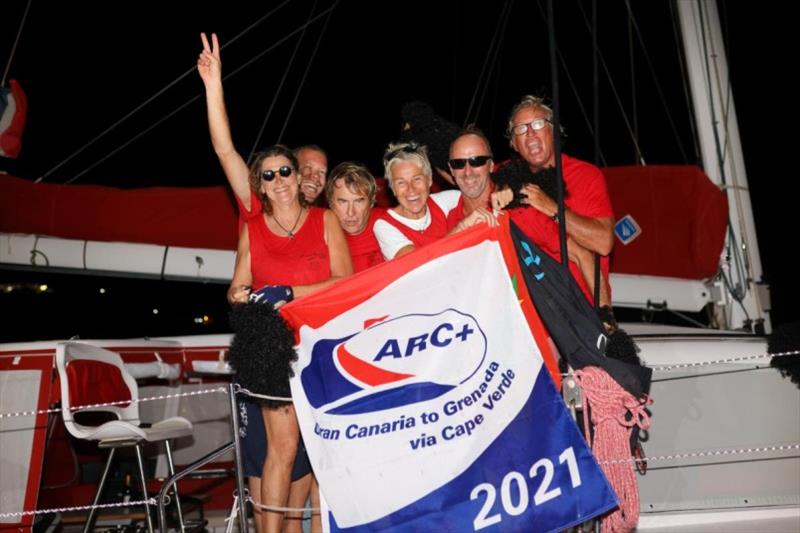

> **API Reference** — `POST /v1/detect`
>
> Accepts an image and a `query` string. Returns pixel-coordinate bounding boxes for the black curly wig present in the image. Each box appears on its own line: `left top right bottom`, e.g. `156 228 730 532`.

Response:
492 156 562 208
228 303 298 408
398 101 461 173
768 320 800 387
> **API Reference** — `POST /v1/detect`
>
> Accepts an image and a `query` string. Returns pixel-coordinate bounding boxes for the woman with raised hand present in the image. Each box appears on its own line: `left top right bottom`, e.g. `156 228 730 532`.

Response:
198 33 351 533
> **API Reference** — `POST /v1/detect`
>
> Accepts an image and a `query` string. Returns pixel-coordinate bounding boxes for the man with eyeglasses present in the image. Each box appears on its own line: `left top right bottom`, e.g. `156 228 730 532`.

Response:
494 95 614 310
445 126 496 228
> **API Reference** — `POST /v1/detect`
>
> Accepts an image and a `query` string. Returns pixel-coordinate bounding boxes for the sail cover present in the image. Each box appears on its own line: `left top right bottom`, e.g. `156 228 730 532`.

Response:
0 174 239 250
605 164 728 279
1 164 727 280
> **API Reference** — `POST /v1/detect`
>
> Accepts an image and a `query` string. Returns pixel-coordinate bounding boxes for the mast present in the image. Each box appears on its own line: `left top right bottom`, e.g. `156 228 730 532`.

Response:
676 0 770 332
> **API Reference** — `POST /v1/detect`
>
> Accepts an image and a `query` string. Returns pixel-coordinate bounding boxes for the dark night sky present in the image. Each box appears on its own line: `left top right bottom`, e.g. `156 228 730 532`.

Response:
0 1 795 341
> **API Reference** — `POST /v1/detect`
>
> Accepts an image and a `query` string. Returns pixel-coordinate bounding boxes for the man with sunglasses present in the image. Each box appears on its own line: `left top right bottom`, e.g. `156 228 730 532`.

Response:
494 95 614 309
446 126 496 229
374 142 496 260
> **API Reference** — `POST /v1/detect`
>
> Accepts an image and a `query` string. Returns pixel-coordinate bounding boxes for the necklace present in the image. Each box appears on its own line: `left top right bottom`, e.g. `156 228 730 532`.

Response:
413 208 430 233
272 208 304 238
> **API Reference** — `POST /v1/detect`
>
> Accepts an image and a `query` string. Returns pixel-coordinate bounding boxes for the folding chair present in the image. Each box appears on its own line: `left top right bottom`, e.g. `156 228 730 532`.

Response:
56 341 193 533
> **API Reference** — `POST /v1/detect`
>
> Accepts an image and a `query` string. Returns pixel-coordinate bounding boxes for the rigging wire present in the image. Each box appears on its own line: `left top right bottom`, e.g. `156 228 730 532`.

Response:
276 0 339 143
715 3 763 322
486 40 506 142
63 4 337 185
696 6 727 185
1 0 32 87
627 3 639 163
591 0 601 307
466 1 514 128
572 0 645 165
247 0 320 163
462 1 512 127
545 0 569 268
592 0 600 166
623 0 690 164
38 0 296 183
696 1 755 323
534 0 608 166
668 1 701 163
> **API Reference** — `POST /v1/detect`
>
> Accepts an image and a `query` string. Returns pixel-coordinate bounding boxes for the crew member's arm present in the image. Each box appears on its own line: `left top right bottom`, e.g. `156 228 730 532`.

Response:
518 184 614 255
198 32 253 210
448 207 498 234
373 219 415 260
227 227 253 305
567 238 611 308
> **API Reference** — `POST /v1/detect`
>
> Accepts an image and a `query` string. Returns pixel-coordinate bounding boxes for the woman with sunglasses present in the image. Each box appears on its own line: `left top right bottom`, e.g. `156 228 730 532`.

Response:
198 33 351 533
374 142 496 260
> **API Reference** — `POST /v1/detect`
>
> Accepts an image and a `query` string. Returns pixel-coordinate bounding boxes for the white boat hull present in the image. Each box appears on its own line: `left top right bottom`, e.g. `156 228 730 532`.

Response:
630 326 800 531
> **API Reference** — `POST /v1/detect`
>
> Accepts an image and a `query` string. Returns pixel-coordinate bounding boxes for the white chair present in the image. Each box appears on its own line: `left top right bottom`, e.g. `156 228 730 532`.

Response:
56 341 193 533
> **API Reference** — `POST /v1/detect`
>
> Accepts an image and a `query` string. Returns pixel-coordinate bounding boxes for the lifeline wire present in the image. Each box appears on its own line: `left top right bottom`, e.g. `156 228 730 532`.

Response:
0 386 227 420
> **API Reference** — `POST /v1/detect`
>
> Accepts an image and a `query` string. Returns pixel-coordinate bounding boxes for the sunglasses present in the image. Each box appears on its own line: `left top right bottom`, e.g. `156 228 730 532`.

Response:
383 142 421 163
512 118 552 136
261 165 293 182
448 155 492 170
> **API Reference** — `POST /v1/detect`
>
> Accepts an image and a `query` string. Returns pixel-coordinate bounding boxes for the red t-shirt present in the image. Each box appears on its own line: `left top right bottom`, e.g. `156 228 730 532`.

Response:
509 154 614 302
238 191 263 223
347 209 385 273
239 192 331 289
445 183 494 230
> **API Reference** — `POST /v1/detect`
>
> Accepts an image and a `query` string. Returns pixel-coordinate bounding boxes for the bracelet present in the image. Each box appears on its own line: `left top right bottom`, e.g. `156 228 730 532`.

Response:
551 211 559 223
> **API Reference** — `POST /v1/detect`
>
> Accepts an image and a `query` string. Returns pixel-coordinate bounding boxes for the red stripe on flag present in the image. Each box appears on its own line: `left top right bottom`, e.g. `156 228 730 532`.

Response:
336 344 414 386
363 315 389 329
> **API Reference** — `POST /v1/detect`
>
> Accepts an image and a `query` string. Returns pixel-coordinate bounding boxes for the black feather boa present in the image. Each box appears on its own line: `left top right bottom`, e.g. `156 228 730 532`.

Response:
398 101 461 173
768 320 800 388
605 328 643 367
228 303 297 407
492 157 561 208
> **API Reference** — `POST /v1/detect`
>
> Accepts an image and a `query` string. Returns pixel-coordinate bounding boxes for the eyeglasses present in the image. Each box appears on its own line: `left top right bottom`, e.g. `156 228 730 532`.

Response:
383 142 421 163
261 166 293 181
512 118 552 136
448 155 492 170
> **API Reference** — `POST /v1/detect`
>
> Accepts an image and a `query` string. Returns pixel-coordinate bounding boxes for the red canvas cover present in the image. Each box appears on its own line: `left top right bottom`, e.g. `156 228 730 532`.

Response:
1 166 728 279
66 359 132 408
0 174 239 250
604 165 728 279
